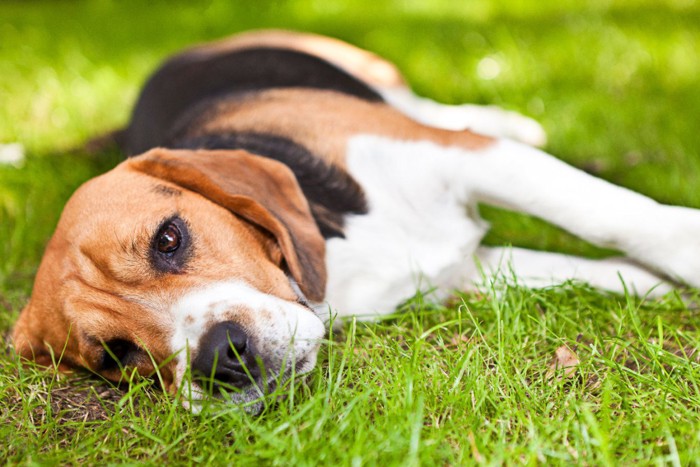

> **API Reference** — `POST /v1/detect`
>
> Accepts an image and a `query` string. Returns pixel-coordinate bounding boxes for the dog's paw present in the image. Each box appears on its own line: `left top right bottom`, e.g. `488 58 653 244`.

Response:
380 89 547 147
418 104 548 147
635 206 700 288
455 105 547 147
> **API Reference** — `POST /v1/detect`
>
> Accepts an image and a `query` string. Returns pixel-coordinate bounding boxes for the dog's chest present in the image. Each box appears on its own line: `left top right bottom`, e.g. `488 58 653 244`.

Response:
319 135 487 319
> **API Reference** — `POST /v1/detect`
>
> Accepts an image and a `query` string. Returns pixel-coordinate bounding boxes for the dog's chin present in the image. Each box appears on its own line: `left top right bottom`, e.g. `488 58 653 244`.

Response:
181 355 317 415
227 383 268 415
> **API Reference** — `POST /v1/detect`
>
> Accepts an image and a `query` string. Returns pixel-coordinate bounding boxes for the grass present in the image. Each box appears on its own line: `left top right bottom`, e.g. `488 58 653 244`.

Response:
1 0 700 463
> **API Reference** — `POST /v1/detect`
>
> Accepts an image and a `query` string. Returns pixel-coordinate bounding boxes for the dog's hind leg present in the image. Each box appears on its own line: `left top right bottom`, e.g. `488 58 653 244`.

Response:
472 246 671 296
378 87 547 147
459 139 700 289
347 135 700 290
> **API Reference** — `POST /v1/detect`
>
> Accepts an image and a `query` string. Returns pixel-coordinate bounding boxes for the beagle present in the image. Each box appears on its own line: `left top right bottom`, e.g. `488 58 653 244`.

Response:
13 30 700 411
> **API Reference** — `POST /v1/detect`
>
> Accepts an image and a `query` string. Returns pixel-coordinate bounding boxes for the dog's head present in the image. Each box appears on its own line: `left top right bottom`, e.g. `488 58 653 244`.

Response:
12 148 327 411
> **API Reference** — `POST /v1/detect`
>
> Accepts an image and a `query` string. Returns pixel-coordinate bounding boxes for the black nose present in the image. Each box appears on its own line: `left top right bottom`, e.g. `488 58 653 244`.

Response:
191 321 261 390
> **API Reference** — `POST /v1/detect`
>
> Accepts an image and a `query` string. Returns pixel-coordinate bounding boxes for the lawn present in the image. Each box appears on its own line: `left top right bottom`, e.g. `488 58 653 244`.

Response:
2 0 700 464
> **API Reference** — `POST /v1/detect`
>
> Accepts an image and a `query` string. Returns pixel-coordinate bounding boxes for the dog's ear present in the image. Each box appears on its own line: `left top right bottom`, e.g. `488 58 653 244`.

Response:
127 148 327 302
12 301 75 372
12 305 50 365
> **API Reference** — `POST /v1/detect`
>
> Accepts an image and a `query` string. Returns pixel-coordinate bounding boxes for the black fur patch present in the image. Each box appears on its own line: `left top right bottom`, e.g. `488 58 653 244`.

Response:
173 132 368 238
124 47 384 155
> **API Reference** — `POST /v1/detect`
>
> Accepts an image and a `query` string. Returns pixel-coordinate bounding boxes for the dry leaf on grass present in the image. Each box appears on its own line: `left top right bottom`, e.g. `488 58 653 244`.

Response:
546 345 580 380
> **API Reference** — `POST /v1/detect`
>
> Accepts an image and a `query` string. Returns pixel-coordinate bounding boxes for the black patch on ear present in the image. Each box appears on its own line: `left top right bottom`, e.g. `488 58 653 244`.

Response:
173 132 368 238
123 47 384 155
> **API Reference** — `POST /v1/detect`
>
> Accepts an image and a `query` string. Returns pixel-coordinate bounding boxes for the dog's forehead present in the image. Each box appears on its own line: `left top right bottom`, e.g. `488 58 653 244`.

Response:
68 166 178 217
57 166 192 240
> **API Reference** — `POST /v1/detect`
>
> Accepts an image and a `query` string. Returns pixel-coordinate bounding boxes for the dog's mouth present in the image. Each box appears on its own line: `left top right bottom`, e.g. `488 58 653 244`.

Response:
232 356 313 411
178 354 314 414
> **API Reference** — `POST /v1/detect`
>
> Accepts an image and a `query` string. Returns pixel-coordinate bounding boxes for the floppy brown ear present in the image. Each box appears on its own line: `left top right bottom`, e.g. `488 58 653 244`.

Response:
12 305 50 365
127 148 327 302
12 215 84 371
12 301 76 372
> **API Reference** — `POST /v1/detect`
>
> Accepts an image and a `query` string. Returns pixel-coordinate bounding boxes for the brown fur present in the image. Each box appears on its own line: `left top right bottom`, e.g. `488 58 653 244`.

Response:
174 88 494 167
12 149 324 391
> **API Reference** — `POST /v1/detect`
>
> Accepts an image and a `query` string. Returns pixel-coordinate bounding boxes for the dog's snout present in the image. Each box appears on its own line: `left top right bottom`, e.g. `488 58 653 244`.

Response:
192 321 261 390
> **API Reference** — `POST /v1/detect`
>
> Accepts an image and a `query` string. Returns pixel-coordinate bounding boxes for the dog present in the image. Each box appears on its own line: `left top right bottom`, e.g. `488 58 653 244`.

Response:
12 30 700 411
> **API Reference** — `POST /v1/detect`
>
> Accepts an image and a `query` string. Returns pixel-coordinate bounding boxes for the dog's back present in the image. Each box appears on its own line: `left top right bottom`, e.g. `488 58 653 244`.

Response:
121 30 402 155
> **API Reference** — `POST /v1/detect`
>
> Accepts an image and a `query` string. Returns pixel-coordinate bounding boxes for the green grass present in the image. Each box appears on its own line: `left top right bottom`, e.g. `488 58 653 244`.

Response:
2 0 700 463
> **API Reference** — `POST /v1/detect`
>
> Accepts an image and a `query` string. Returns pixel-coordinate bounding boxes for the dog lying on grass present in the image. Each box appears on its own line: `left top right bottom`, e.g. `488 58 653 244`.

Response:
12 30 698 412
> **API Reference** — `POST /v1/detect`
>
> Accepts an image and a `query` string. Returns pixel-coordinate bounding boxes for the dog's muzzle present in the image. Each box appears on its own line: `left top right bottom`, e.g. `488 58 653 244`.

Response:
169 280 326 411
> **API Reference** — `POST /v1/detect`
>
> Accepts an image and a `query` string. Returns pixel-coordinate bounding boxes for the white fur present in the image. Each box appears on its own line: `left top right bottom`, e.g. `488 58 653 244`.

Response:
169 280 325 409
474 246 672 295
379 87 548 147
321 135 678 319
322 137 486 318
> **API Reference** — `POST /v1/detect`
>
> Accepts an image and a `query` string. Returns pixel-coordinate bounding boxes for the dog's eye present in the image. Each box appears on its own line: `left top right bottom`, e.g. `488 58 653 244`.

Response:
150 216 191 273
157 223 181 255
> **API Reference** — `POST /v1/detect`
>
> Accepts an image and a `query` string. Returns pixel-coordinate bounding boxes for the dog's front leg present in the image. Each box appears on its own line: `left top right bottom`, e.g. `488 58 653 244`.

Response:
463 139 700 287
473 246 672 296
